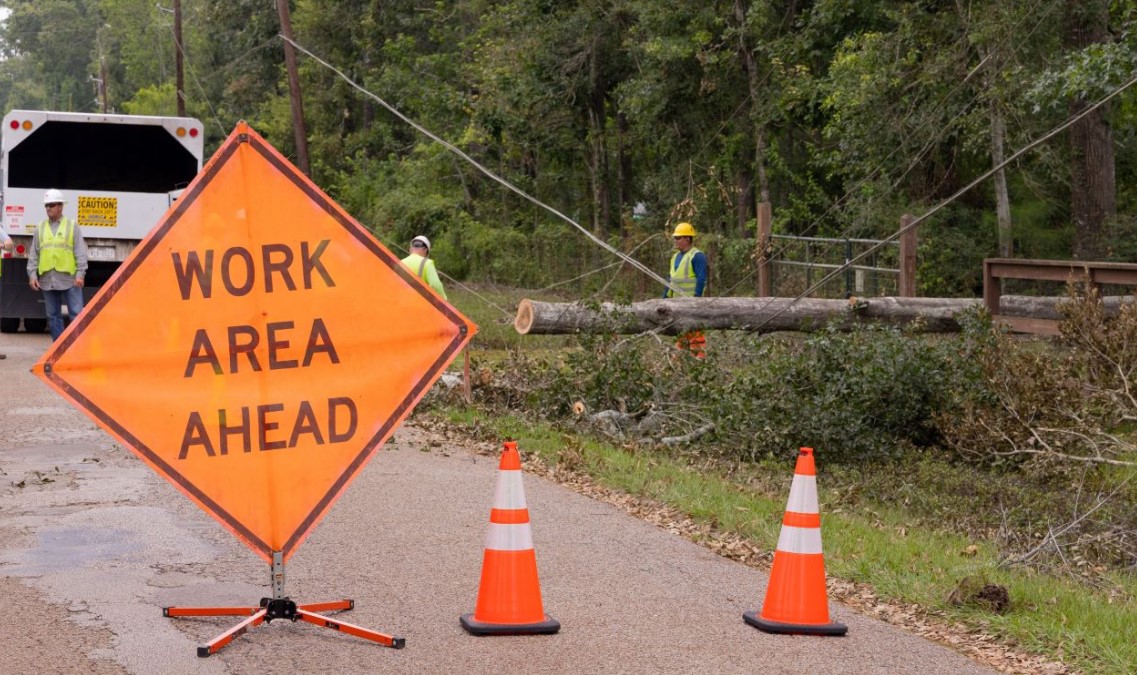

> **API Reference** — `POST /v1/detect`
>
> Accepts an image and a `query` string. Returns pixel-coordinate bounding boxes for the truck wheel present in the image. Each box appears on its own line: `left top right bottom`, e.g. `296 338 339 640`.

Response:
0 318 19 333
23 318 47 333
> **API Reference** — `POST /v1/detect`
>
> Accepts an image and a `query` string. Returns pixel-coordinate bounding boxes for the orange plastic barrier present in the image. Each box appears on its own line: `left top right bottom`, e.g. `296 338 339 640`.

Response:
744 447 847 636
675 330 706 359
460 441 559 635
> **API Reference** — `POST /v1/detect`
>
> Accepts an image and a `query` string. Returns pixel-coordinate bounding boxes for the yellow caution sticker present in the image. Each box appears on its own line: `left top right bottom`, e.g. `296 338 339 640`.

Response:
78 196 118 227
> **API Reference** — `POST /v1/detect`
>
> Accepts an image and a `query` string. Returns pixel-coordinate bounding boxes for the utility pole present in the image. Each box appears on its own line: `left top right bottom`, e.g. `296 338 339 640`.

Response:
275 0 310 175
94 31 108 113
99 57 109 113
174 0 185 116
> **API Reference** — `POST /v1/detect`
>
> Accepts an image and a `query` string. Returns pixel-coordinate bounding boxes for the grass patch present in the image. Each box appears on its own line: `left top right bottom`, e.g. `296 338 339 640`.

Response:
432 406 1137 674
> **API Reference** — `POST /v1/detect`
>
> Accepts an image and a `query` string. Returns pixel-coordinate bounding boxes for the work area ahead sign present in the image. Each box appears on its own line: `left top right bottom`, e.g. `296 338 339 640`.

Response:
33 122 476 562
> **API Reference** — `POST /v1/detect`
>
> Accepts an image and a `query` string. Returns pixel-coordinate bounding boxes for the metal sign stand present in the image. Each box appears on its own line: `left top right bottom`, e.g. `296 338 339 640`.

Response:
163 551 405 657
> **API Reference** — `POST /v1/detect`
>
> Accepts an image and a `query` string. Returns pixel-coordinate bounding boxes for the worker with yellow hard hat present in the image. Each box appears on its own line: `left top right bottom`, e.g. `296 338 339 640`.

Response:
664 221 708 358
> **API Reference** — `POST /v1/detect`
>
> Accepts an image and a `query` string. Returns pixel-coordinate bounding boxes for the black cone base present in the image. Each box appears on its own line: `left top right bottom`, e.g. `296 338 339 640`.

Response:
744 610 847 636
460 613 560 635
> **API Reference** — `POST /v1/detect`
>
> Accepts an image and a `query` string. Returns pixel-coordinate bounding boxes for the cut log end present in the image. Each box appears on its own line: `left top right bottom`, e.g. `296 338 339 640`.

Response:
514 298 534 335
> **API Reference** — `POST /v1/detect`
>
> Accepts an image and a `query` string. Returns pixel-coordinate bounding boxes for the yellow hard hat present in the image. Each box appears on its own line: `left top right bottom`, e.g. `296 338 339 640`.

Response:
672 222 696 238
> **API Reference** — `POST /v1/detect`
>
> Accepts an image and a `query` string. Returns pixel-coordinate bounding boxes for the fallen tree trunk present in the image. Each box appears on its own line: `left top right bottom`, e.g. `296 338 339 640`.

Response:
513 295 1130 336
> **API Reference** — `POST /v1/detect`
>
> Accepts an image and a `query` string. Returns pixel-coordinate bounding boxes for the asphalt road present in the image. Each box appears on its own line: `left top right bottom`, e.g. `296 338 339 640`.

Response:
0 330 996 674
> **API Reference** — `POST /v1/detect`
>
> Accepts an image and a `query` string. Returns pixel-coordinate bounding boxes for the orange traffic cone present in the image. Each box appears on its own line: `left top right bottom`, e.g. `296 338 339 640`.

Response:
460 441 560 635
744 447 847 636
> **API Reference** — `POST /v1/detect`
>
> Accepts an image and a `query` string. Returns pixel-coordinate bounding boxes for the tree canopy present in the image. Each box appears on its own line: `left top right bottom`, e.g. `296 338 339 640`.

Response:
2 0 1135 296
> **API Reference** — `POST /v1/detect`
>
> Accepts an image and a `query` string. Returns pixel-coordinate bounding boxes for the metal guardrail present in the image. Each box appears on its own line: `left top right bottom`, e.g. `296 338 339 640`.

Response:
769 234 900 297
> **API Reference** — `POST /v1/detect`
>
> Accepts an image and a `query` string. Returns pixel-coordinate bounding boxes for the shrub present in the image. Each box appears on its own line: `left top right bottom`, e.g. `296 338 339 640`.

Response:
707 323 972 464
526 321 978 466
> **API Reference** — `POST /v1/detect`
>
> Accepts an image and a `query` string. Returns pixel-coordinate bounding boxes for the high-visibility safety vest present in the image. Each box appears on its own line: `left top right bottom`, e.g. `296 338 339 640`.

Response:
399 252 447 299
38 218 78 276
667 247 702 297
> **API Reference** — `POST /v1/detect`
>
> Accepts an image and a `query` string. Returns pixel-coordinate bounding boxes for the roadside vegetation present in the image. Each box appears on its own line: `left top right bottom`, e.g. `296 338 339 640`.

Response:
427 284 1137 674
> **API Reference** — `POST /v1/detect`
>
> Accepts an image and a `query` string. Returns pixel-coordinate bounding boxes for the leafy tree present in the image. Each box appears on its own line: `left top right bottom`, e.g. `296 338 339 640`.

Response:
0 0 100 111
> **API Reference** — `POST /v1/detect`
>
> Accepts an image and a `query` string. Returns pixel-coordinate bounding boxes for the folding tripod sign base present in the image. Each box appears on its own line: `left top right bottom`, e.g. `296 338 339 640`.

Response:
163 552 405 657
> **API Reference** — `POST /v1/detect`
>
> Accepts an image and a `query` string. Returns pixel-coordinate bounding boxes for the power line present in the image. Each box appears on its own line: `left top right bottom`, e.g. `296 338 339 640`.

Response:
167 21 226 136
278 34 683 297
760 0 1063 278
749 68 1137 333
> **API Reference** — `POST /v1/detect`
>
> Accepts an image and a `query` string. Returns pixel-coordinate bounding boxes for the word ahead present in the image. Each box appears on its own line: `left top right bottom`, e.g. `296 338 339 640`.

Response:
179 398 358 459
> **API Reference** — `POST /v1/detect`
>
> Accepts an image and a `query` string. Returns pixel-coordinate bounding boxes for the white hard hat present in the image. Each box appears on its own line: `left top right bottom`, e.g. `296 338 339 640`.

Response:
43 188 66 205
411 235 431 250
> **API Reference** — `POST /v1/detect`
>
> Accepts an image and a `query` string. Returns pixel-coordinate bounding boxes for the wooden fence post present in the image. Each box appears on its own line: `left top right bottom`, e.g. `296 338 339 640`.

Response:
757 202 772 297
899 214 917 297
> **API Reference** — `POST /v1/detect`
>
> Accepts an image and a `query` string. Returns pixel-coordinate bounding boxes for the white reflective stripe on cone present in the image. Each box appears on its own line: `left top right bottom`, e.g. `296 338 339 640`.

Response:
776 525 824 555
492 471 527 509
485 523 535 551
786 474 819 514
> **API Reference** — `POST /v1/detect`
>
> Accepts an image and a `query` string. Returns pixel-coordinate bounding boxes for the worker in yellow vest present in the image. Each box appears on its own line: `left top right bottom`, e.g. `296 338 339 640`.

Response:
400 235 447 300
27 189 88 340
0 227 11 358
663 222 708 359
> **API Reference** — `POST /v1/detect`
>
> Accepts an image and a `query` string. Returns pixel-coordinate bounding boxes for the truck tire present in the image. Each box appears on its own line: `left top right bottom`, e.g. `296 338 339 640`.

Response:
0 318 19 333
23 318 47 333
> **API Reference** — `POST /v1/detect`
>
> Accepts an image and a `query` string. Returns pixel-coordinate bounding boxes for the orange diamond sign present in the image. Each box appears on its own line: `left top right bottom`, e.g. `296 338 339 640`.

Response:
33 122 476 562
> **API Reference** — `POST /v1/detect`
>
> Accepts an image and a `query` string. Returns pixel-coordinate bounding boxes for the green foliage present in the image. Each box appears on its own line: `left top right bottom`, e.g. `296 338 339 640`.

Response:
527 322 980 466
916 206 997 297
2 0 1136 287
715 324 974 464
1028 40 1137 113
565 334 662 417
0 0 100 111
120 83 177 116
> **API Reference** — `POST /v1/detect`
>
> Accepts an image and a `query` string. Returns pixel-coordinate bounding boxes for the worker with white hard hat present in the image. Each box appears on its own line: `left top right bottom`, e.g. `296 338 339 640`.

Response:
27 188 88 340
400 234 447 300
0 213 11 358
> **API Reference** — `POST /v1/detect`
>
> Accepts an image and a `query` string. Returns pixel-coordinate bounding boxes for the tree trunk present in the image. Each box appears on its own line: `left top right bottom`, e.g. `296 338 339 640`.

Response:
617 110 632 235
736 167 754 238
991 105 1013 257
514 297 972 335
588 33 611 236
1065 0 1116 259
733 0 770 208
982 45 1013 259
513 296 1126 336
276 0 310 176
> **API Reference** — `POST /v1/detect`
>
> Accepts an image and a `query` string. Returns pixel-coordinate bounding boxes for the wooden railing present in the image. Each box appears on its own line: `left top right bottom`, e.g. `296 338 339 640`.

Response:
983 258 1137 335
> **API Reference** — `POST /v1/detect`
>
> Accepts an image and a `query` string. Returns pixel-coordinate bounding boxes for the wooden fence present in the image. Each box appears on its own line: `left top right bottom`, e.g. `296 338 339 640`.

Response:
984 258 1137 335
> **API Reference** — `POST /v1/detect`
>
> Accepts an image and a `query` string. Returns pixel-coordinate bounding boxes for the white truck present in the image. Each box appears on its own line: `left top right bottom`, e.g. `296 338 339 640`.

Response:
0 110 205 333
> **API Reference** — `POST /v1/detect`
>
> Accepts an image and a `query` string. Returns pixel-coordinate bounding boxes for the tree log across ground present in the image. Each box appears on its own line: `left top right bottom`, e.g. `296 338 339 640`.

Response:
513 295 1130 335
